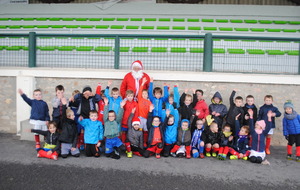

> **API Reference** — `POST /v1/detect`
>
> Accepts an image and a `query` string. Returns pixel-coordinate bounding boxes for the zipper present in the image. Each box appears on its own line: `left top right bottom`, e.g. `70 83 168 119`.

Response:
257 134 260 151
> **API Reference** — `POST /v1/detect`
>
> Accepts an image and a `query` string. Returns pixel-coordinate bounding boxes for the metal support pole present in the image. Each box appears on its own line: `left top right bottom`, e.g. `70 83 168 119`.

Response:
203 33 213 72
28 32 36 68
114 36 120 69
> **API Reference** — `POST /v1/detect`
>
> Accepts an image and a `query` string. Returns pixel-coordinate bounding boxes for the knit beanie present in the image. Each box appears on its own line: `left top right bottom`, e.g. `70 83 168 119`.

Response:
256 120 266 130
82 86 92 94
284 100 294 110
132 117 141 126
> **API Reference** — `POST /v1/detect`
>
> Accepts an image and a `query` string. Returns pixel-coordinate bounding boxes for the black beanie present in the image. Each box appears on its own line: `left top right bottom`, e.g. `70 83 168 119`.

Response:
82 86 92 93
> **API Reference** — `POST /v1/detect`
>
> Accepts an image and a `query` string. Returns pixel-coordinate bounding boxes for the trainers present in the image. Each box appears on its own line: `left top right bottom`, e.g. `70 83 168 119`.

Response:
265 149 271 155
206 152 211 157
186 154 191 159
37 153 41 158
199 153 205 159
170 152 176 157
296 156 300 162
230 155 238 160
212 152 217 157
127 151 133 158
286 154 292 160
156 153 161 159
35 144 41 149
51 155 58 160
242 156 248 161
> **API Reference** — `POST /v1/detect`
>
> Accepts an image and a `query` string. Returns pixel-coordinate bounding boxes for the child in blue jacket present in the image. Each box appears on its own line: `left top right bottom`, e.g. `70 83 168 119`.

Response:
79 110 104 157
104 80 123 114
282 101 300 162
163 109 179 157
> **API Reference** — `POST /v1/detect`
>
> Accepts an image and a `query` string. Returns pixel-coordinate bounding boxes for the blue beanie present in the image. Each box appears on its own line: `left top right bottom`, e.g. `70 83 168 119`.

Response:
284 100 294 110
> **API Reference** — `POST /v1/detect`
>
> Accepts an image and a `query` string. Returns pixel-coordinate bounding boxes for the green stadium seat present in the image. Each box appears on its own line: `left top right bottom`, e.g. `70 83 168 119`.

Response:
286 50 299 56
141 26 154 30
259 20 272 24
247 49 265 54
49 18 61 21
172 26 185 30
6 46 21 51
154 38 168 40
62 18 74 21
234 28 249 31
76 46 94 51
189 39 204 41
119 47 130 52
159 18 171 22
55 37 69 39
8 25 22 29
228 49 245 54
95 25 109 29
151 47 167 53
173 18 185 22
130 18 143 21
75 18 88 21
0 18 9 21
38 46 57 51
22 25 35 29
213 39 221 41
266 50 285 55
23 18 35 21
288 21 300 25
157 26 170 30
219 27 233 31
259 40 273 42
204 27 217 31
224 39 238 41
51 25 64 28
273 20 288 24
57 46 75 51
65 25 79 29
103 18 115 21
188 26 201 30
282 29 297 32
117 18 129 21
0 46 7 50
80 25 94 29
171 48 186 53
187 18 199 22
138 38 152 40
145 18 157 21
230 19 243 23
216 19 228 23
172 38 186 40
89 18 102 21
190 48 204 53
71 37 84 39
202 19 214 22
250 28 265 32
132 47 148 52
95 46 112 52
213 48 225 53
266 29 281 32
36 25 51 28
126 26 139 29
36 18 48 21
21 46 29 51
110 25 124 29
244 20 258 24
10 18 22 21
0 26 7 29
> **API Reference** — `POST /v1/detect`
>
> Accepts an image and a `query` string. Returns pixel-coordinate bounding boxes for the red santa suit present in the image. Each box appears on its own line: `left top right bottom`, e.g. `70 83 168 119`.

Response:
120 60 150 99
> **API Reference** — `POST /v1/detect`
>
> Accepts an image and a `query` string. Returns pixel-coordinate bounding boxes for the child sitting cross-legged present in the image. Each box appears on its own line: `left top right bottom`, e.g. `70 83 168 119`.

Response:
202 122 222 158
190 111 205 159
217 124 234 160
31 121 60 160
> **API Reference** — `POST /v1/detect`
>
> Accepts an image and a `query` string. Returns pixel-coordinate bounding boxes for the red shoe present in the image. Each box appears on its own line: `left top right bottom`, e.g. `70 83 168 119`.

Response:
265 149 271 155
35 144 41 149
199 153 205 159
37 153 41 158
156 153 161 159
186 154 191 159
51 155 58 160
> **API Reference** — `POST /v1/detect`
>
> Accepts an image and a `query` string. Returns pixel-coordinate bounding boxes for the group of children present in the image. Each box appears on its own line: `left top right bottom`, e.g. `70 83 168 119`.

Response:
19 79 300 163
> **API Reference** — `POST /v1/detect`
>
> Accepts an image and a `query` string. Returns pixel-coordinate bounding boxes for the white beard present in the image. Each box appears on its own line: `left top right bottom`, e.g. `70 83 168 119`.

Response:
131 70 143 79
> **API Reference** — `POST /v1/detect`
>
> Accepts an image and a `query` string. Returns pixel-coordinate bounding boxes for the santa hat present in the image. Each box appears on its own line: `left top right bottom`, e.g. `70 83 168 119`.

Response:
132 117 141 126
131 60 143 70
256 120 266 130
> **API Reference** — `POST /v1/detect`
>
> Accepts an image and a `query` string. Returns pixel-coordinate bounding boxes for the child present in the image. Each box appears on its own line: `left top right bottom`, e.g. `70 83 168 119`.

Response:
191 114 205 158
178 88 197 120
59 98 80 158
137 77 151 147
243 95 258 126
103 97 126 159
194 89 209 122
209 91 228 129
170 119 192 159
217 124 234 160
104 80 123 114
248 109 272 164
51 85 66 130
95 83 105 124
258 95 281 154
162 84 180 118
144 104 167 159
125 108 144 158
202 122 221 157
229 113 250 160
226 90 244 135
31 121 60 160
121 90 138 143
69 89 82 149
148 77 169 118
163 109 179 157
282 101 300 161
19 88 50 149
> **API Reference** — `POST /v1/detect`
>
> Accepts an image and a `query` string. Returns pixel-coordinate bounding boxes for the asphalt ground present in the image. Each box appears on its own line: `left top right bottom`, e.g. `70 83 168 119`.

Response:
0 133 300 190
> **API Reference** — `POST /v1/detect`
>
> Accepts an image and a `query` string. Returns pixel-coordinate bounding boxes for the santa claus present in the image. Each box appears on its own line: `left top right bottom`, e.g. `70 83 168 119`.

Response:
120 60 150 99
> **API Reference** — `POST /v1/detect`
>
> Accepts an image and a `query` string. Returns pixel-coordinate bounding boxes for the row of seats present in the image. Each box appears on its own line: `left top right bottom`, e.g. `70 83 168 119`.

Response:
0 45 298 55
0 25 299 33
0 17 300 25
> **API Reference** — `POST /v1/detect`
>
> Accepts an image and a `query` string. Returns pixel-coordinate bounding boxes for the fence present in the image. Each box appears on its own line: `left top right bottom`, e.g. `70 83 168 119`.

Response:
0 32 299 74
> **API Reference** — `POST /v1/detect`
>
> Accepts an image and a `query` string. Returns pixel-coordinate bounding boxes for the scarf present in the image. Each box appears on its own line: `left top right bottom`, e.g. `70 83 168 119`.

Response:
284 111 298 120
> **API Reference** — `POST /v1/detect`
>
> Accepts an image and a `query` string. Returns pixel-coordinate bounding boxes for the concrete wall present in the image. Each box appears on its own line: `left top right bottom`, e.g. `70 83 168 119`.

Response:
0 68 299 146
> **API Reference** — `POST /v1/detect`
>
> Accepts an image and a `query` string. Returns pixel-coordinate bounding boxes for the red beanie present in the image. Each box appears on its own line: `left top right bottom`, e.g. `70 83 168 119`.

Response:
131 60 143 70
132 117 141 126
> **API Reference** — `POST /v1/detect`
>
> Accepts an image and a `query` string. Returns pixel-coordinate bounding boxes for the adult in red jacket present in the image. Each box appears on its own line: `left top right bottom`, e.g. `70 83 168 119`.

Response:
120 60 150 99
